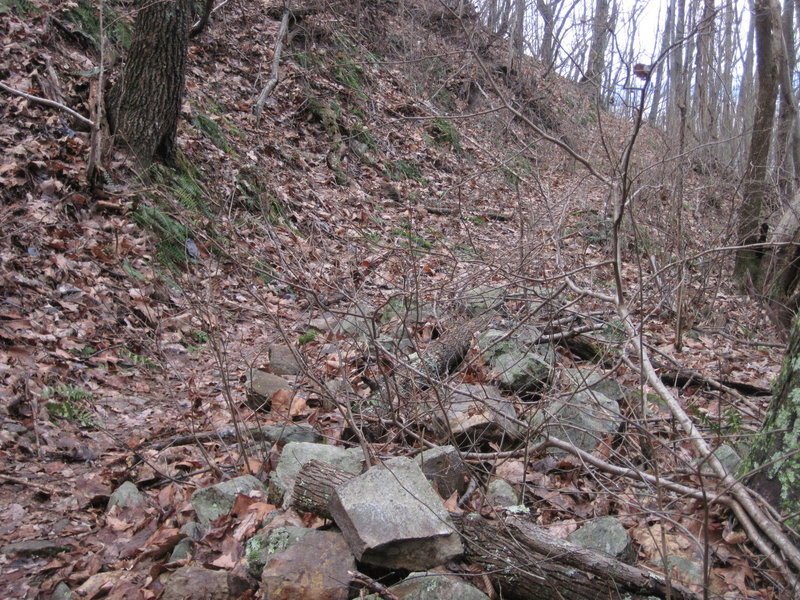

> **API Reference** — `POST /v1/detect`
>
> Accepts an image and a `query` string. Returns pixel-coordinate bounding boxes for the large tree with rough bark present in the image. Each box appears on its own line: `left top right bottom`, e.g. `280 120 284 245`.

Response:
745 315 800 530
109 0 192 168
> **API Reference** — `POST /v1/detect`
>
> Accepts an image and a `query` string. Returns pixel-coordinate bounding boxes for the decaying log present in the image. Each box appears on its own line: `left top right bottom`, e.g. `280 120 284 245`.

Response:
290 460 701 600
452 513 700 600
293 459 358 517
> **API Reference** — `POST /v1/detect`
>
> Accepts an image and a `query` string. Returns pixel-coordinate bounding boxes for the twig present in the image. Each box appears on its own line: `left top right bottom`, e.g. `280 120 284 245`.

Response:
254 9 291 120
0 81 94 127
0 472 70 496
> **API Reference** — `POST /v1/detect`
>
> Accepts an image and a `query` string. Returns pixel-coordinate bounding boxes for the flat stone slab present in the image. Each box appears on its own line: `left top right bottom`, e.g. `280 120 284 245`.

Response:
329 456 463 570
269 442 364 508
161 565 249 600
261 529 354 600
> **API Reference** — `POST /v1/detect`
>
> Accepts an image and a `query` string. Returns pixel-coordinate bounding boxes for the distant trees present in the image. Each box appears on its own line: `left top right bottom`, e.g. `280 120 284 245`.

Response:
109 0 192 168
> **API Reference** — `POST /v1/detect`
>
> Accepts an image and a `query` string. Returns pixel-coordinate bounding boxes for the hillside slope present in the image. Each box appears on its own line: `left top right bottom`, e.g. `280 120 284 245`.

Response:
0 1 787 598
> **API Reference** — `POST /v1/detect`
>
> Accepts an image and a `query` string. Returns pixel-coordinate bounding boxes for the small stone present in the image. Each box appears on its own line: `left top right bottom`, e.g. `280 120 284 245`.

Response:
107 481 146 510
269 345 303 376
191 475 267 526
569 516 635 564
486 479 517 507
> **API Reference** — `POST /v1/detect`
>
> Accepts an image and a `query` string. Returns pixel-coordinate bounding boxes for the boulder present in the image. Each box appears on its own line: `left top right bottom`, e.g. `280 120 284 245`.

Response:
191 475 267 526
261 529 354 600
269 442 364 508
569 516 635 564
329 457 463 570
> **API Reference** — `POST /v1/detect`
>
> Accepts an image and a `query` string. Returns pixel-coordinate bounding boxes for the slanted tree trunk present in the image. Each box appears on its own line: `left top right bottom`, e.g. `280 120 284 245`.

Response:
109 0 192 168
735 0 781 283
745 314 800 527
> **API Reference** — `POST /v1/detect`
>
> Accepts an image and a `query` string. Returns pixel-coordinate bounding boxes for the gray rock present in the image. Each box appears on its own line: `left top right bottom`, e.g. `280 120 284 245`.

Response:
191 475 266 526
269 442 364 508
329 457 463 570
653 555 704 587
478 329 555 395
51 582 73 600
269 345 303 376
160 565 249 600
261 529 354 600
383 572 491 600
248 369 292 401
561 367 626 403
427 384 521 445
569 516 635 563
246 526 312 578
416 445 468 498
168 521 203 561
486 479 517 507
107 481 145 510
460 285 506 316
531 390 621 455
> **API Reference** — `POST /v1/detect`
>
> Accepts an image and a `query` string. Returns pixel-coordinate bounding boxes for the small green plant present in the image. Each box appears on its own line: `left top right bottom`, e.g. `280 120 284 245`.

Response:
193 113 231 153
69 346 97 357
43 384 96 427
119 348 159 369
428 117 460 151
0 0 37 16
62 0 131 52
133 203 193 271
387 160 424 182
298 329 319 346
392 227 434 250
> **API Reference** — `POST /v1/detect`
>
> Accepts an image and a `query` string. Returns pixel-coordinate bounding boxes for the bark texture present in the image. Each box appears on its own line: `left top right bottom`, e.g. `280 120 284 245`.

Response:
745 315 800 529
110 0 192 167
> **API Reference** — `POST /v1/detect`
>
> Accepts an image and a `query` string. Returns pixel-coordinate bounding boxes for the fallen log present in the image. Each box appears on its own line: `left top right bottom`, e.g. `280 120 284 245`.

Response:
290 460 701 600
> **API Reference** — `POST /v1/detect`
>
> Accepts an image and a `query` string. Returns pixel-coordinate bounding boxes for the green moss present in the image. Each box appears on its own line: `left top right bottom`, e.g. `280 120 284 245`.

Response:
0 0 38 16
62 0 131 52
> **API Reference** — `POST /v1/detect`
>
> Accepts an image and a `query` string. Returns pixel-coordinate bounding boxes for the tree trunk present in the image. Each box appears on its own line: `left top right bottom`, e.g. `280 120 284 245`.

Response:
735 0 781 284
536 0 556 66
648 0 674 124
745 314 800 528
109 0 192 168
583 0 611 100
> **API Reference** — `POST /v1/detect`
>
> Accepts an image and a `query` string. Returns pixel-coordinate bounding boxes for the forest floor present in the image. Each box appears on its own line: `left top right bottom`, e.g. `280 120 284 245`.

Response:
0 0 790 598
